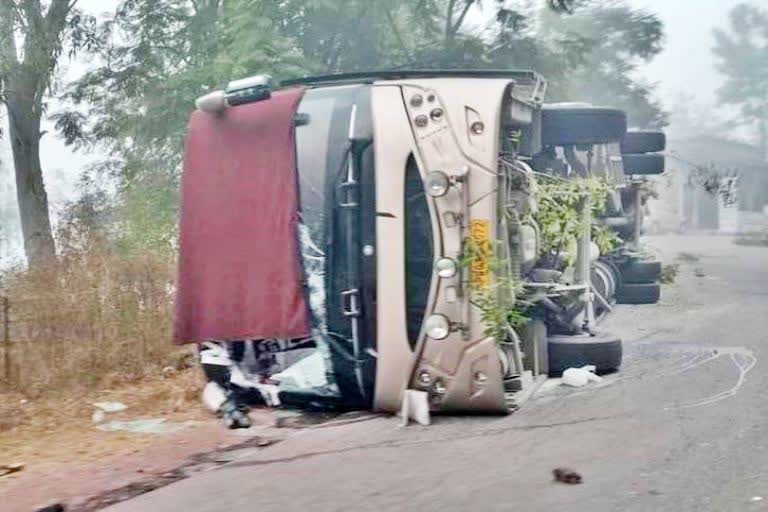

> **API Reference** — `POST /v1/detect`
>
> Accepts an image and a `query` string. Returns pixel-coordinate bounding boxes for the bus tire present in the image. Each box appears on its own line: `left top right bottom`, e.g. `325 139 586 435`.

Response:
620 260 662 284
548 332 622 376
623 153 665 175
621 131 666 154
542 106 627 146
617 282 661 304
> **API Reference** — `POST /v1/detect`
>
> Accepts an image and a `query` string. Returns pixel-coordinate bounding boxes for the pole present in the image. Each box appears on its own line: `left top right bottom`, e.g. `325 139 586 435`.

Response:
2 296 9 383
574 148 595 331
632 182 643 251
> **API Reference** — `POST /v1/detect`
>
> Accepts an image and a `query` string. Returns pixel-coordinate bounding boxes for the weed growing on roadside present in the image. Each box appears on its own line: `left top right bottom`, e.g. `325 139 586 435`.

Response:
659 264 679 284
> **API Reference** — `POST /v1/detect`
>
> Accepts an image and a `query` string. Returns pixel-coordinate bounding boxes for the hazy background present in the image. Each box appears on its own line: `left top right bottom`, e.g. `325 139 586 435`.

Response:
0 0 761 263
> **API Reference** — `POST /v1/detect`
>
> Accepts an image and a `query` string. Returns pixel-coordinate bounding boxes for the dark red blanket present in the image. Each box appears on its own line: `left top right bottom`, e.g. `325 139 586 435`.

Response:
174 88 310 344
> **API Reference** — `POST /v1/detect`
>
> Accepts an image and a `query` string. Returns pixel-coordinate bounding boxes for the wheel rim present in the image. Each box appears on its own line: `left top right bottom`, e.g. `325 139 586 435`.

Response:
595 262 617 299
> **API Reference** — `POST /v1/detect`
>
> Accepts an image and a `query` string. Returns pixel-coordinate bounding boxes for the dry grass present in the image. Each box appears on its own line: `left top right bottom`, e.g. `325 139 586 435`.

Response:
0 367 207 466
0 249 191 397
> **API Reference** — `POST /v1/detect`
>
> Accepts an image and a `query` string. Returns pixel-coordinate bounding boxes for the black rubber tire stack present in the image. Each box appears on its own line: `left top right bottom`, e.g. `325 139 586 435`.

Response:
620 260 661 283
616 282 661 305
616 258 662 304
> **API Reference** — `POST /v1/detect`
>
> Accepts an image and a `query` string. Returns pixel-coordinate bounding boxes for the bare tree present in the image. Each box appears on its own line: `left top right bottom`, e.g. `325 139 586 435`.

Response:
0 0 76 266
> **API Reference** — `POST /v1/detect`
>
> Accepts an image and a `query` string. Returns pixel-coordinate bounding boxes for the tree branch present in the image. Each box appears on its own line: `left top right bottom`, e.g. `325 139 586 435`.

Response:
385 9 414 65
452 0 474 35
0 0 20 72
445 0 456 39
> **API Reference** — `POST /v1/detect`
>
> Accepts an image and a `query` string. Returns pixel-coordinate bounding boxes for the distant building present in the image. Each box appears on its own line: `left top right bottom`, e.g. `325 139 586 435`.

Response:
647 136 768 234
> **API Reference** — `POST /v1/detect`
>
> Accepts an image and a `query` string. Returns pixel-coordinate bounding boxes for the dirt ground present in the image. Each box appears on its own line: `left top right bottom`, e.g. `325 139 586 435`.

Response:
0 368 286 511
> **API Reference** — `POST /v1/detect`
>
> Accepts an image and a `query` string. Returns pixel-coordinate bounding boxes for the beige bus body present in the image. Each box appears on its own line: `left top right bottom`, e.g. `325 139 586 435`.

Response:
371 77 544 414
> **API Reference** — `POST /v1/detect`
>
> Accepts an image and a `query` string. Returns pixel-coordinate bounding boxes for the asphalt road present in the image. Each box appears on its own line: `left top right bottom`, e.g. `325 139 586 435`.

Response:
107 235 768 512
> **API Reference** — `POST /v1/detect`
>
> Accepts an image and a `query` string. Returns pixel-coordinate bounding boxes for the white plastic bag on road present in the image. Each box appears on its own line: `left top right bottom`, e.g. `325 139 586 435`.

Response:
561 365 603 387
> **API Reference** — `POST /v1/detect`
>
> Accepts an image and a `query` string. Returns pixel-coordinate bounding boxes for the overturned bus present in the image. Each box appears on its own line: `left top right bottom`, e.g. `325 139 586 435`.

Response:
175 70 625 424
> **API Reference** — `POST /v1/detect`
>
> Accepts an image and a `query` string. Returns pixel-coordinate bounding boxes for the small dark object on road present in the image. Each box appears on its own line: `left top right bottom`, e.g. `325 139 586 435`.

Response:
0 462 24 476
35 504 65 512
553 467 582 484
677 252 700 263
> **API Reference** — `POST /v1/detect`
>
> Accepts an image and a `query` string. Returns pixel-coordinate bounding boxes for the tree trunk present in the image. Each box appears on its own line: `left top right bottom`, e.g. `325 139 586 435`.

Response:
5 96 56 266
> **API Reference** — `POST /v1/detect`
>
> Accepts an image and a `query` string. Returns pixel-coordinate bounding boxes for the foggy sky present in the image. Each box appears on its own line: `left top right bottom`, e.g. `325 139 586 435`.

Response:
0 0 759 263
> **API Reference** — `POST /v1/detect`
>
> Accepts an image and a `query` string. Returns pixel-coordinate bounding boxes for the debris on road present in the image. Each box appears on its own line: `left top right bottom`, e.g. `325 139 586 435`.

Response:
219 399 252 430
93 402 128 413
553 467 582 484
400 390 431 427
91 410 105 424
751 496 764 502
96 418 197 435
92 401 129 424
561 366 603 388
34 503 65 512
677 252 700 262
0 462 24 477
202 382 228 413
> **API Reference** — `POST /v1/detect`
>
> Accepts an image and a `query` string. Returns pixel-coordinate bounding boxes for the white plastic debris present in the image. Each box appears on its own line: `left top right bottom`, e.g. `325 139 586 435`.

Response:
93 401 127 413
400 390 431 427
91 410 105 424
200 341 232 366
202 381 228 413
561 365 603 388
272 352 328 389
96 418 194 435
228 364 281 407
751 496 763 503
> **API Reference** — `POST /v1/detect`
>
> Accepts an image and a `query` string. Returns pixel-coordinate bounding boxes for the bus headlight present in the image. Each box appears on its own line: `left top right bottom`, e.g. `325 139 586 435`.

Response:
425 314 451 340
425 171 450 197
435 257 458 278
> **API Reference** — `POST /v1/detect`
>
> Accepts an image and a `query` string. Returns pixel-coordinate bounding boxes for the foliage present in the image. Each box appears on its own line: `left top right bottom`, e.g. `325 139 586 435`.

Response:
52 0 666 257
592 223 621 255
58 0 306 253
264 0 579 72
670 155 741 207
534 175 616 265
689 164 740 207
536 0 667 128
462 237 530 341
0 0 101 264
713 3 768 148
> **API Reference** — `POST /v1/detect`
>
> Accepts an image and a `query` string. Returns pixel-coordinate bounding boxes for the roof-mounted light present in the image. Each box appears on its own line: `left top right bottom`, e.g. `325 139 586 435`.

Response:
195 74 273 114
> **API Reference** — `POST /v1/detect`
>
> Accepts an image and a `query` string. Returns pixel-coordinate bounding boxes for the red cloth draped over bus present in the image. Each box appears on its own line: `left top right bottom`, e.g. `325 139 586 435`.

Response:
174 88 310 344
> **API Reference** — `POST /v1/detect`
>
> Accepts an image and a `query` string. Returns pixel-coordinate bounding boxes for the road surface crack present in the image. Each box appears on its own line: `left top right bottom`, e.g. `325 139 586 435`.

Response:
225 414 621 469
